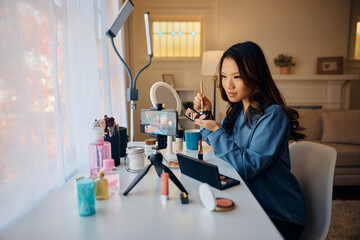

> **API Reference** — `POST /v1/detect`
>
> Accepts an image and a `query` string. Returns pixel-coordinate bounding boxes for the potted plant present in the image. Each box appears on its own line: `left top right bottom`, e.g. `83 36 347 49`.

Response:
273 54 295 74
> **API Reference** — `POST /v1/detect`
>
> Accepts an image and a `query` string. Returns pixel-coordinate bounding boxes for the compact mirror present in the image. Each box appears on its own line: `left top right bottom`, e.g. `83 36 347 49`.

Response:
184 108 211 122
184 108 201 121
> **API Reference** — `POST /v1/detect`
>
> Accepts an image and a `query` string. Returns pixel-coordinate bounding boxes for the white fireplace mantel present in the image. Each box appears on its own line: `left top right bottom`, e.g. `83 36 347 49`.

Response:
273 74 359 109
273 74 359 81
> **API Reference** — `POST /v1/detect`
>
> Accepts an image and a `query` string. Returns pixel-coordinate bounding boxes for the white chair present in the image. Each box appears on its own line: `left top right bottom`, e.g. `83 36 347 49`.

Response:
289 141 337 240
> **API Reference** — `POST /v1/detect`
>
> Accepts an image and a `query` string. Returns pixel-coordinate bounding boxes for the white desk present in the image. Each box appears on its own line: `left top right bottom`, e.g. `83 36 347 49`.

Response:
1 143 282 240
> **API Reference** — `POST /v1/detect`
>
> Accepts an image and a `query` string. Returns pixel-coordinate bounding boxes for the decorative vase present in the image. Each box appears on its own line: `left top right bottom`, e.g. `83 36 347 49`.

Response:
280 66 291 74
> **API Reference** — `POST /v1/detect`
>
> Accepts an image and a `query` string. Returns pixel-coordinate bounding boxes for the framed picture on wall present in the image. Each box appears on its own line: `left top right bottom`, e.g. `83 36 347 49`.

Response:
162 74 175 88
317 57 343 74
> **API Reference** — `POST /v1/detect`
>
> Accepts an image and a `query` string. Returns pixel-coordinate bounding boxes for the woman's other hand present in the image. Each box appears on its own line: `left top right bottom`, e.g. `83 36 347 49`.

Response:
194 118 221 132
194 93 212 112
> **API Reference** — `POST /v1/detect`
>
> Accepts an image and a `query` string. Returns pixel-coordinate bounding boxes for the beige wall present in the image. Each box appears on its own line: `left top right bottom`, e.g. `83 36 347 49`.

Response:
218 0 350 75
127 0 352 140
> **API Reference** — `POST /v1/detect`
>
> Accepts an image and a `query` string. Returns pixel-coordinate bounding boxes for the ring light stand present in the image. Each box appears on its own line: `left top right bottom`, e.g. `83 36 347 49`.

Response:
150 82 182 163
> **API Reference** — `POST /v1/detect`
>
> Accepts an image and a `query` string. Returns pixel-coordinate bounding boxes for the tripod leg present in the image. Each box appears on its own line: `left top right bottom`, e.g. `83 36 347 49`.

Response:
123 163 153 196
163 165 188 194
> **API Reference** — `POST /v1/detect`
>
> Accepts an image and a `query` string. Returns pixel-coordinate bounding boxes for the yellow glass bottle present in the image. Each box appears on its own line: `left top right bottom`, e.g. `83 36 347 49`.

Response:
95 172 108 200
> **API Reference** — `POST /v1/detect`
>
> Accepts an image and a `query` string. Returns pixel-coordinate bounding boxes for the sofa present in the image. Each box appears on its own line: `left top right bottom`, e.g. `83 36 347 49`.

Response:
295 109 360 186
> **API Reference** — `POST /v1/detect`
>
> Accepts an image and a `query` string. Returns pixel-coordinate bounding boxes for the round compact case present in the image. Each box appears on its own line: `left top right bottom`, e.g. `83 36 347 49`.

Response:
199 183 235 211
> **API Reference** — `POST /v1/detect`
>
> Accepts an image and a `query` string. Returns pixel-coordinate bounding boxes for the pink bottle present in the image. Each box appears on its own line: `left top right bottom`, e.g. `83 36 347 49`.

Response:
101 158 120 195
89 127 112 179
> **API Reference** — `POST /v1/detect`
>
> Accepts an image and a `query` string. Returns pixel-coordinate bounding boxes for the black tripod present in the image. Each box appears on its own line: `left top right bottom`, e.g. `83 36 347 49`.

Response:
123 150 188 196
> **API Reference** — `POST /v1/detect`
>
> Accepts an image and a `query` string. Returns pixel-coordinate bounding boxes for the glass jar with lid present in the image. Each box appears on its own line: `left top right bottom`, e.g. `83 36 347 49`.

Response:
125 146 146 173
144 138 157 158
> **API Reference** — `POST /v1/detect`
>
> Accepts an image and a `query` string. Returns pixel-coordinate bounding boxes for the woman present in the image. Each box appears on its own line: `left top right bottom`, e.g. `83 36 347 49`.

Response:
194 42 306 240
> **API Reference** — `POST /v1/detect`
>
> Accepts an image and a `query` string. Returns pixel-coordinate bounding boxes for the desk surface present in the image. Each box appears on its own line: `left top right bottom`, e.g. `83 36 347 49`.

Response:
1 143 282 240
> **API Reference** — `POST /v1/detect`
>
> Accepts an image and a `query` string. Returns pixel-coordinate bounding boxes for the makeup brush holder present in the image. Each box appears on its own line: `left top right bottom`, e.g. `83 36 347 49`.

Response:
104 126 127 166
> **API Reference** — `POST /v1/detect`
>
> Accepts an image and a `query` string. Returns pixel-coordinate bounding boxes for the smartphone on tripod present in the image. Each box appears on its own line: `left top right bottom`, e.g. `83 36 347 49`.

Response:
140 109 178 136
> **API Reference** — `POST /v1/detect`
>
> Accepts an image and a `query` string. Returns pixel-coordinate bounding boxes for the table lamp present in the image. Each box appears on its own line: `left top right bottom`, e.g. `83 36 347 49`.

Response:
201 50 223 120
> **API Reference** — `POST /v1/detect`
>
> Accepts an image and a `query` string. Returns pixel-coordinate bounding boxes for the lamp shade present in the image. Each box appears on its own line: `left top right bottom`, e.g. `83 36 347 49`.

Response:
201 50 223 76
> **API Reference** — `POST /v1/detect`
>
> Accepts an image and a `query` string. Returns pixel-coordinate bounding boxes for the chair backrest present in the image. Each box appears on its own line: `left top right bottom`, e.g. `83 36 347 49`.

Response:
289 141 337 240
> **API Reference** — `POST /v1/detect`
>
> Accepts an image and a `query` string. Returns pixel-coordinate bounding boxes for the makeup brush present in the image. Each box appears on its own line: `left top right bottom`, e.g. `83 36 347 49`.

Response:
93 119 100 128
107 117 115 128
104 117 115 137
200 80 204 111
98 119 106 131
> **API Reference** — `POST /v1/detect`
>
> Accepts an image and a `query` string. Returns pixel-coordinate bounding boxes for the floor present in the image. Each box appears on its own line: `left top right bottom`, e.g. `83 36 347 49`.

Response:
332 186 360 200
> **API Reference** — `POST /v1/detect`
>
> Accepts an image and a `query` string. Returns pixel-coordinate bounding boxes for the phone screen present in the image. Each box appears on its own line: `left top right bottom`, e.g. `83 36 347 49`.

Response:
140 109 178 136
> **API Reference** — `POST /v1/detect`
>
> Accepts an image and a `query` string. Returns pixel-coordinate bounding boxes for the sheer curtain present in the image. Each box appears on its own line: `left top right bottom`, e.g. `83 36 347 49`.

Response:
0 0 127 232
106 0 128 127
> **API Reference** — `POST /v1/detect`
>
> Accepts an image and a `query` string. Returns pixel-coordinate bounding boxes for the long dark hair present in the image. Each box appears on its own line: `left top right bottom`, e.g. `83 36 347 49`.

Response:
219 41 305 141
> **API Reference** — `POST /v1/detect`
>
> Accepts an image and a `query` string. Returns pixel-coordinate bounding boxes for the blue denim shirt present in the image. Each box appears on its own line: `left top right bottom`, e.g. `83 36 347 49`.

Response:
201 104 306 227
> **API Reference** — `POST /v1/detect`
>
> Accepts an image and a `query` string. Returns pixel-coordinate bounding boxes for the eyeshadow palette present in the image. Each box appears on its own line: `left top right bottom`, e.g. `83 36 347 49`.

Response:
176 153 240 190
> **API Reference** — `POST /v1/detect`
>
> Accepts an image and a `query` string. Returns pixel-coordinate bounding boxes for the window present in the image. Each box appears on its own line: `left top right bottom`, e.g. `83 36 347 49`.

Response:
355 21 360 59
94 0 105 115
348 0 360 61
0 0 121 232
152 21 201 58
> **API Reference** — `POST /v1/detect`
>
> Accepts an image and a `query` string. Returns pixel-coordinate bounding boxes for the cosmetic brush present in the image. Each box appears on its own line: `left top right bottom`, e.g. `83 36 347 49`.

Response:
98 119 106 131
107 117 115 137
108 127 112 137
200 80 204 111
107 117 115 128
93 119 100 128
115 124 119 135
